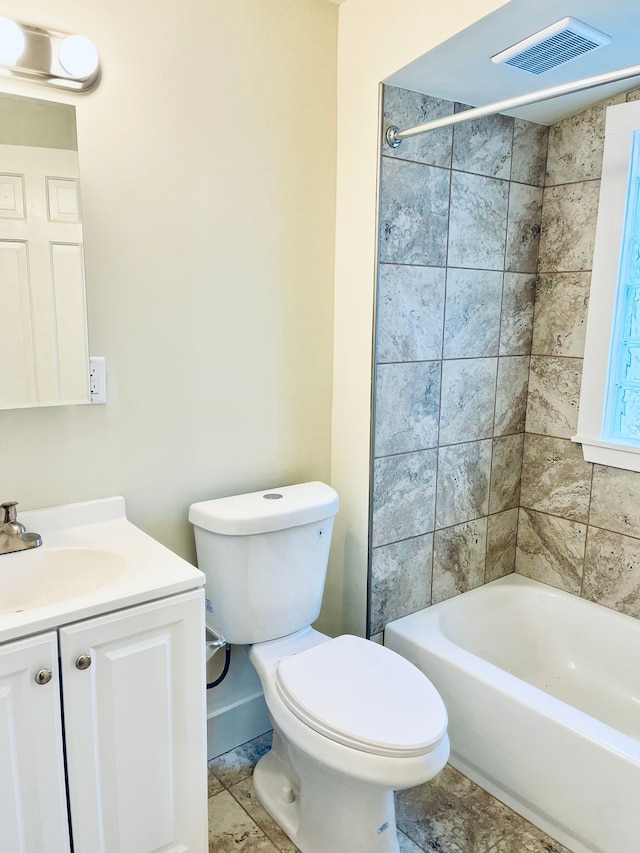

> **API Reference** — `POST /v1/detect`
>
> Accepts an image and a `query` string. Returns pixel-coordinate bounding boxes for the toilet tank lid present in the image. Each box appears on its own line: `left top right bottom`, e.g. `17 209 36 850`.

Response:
188 481 339 536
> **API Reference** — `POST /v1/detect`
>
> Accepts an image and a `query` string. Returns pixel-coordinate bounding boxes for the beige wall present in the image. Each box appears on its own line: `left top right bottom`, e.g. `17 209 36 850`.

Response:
326 0 510 637
0 0 337 570
1 0 515 645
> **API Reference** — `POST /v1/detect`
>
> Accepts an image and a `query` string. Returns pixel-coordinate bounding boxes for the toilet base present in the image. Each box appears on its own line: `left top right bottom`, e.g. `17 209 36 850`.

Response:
253 730 401 853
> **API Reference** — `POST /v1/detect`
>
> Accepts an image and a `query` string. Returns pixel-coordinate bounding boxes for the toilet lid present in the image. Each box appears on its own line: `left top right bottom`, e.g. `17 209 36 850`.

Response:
275 635 447 758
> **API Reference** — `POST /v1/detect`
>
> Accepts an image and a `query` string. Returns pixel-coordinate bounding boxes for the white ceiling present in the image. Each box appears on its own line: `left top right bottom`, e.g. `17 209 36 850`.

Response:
387 0 640 125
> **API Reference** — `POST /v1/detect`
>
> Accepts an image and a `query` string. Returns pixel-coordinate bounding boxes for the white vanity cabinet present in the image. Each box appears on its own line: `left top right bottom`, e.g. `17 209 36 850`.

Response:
61 589 207 852
0 589 207 853
0 632 71 853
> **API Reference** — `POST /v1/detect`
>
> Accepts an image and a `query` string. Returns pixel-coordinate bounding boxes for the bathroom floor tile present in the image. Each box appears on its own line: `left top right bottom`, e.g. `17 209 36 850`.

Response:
208 765 224 797
208 790 280 852
488 822 572 853
208 733 566 853
398 828 424 852
395 763 565 853
208 731 273 788
396 764 509 852
229 776 301 853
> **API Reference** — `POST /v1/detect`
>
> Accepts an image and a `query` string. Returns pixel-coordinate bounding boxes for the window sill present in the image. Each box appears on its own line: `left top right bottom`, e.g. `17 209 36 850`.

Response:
572 434 640 472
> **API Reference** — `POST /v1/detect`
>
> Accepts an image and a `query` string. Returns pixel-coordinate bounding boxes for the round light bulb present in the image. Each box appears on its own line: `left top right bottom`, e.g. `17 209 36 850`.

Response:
58 34 99 79
0 17 25 64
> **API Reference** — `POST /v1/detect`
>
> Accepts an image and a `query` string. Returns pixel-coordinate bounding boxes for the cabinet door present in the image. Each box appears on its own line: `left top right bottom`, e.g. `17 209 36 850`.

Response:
0 632 71 853
60 590 207 853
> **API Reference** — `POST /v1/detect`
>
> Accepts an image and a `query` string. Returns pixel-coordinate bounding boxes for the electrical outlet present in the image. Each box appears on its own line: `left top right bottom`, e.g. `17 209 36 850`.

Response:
89 356 107 403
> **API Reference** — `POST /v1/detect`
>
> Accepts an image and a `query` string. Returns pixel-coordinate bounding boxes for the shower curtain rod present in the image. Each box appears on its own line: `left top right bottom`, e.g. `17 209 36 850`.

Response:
385 63 640 148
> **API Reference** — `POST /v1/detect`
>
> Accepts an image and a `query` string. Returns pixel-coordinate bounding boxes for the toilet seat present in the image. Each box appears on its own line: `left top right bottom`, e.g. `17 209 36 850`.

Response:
275 634 447 758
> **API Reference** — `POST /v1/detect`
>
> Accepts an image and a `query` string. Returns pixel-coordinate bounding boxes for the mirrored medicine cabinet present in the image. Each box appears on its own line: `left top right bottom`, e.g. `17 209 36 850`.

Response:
0 92 90 409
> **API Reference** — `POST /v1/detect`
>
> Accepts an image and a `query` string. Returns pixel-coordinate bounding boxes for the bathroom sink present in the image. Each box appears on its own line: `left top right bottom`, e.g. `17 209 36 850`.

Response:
0 547 126 616
0 496 204 644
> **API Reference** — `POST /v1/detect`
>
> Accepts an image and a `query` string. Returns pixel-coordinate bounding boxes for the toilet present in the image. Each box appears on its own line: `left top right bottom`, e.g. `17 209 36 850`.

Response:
189 481 449 853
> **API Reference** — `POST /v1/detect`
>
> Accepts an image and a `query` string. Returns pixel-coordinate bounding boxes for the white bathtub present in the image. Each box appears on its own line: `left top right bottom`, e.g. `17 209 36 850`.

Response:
384 574 640 853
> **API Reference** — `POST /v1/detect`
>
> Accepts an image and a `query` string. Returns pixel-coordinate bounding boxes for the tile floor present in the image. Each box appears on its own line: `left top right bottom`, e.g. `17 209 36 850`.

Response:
207 732 571 853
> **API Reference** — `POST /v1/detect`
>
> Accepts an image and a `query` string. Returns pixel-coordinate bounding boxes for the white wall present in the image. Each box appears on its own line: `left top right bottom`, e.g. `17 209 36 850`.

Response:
324 0 510 637
0 0 338 567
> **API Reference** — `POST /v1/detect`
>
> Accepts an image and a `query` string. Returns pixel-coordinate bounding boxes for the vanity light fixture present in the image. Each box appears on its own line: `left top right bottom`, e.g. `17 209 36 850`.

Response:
0 18 100 91
0 17 25 63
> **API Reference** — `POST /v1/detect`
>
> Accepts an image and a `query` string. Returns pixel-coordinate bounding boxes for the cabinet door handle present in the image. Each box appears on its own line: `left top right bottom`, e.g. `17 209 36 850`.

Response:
34 668 52 685
75 654 92 670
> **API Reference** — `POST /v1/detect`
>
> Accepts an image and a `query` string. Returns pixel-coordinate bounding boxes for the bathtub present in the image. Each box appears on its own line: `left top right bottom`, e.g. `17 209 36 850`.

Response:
384 574 640 853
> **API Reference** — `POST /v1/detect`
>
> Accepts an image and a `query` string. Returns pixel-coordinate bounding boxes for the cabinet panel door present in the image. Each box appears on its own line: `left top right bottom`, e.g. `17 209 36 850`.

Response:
0 632 71 853
59 590 207 853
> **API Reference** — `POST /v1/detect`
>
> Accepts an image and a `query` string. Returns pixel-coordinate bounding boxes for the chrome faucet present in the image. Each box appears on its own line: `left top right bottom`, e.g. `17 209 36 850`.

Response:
0 501 42 555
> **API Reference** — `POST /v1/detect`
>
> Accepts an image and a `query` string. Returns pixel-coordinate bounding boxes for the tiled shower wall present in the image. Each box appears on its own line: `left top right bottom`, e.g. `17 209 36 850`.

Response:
515 87 640 619
370 84 640 637
369 86 548 637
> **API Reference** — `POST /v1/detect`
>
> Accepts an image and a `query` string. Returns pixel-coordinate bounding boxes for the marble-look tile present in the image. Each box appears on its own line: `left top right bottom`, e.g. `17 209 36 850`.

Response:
396 764 515 852
379 157 450 265
452 110 513 179
499 273 535 356
435 440 492 529
370 534 433 634
531 272 590 358
376 264 445 363
590 464 640 539
439 358 497 445
511 120 549 187
505 183 543 273
546 95 626 186
228 777 300 853
520 434 592 523
397 829 424 852
370 632 384 645
372 449 438 546
448 171 509 270
492 823 571 853
374 361 440 456
443 268 502 358
538 181 600 274
432 518 487 603
525 356 582 439
515 508 586 594
583 527 640 618
208 732 273 789
489 433 524 514
486 508 518 582
382 85 454 168
208 765 224 797
208 790 280 852
494 356 529 436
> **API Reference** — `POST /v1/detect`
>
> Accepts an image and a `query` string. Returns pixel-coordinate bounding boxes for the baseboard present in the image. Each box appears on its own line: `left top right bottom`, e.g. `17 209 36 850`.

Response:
207 690 271 759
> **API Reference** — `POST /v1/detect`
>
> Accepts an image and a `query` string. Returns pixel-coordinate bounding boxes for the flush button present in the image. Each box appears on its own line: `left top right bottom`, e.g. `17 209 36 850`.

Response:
263 493 283 500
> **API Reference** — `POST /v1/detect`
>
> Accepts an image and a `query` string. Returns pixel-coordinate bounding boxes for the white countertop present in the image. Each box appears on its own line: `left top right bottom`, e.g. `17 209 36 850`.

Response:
0 496 204 644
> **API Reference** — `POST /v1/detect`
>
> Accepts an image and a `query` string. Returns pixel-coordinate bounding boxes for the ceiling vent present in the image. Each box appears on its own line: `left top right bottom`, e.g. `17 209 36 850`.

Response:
491 17 611 75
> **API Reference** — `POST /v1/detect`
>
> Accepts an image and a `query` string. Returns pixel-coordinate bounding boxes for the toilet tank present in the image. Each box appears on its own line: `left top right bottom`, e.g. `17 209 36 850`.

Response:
188 482 339 645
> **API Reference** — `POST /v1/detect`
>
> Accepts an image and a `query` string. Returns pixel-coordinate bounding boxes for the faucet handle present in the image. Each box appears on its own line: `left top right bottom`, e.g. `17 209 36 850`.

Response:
1 501 18 524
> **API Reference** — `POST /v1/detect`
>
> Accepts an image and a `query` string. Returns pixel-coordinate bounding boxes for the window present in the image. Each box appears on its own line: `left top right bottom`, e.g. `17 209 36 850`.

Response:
575 100 640 471
603 128 640 446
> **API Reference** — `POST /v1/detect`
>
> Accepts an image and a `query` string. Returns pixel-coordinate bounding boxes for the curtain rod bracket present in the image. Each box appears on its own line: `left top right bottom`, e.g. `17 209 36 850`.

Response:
385 125 401 148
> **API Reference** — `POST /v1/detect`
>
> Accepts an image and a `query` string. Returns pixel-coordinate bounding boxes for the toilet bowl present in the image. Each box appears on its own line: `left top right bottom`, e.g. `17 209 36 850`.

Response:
189 482 449 853
250 628 449 853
